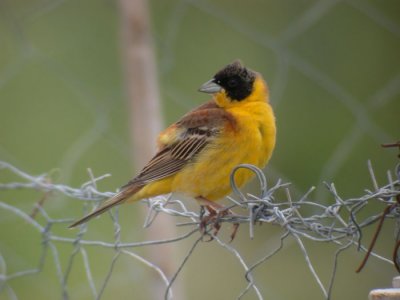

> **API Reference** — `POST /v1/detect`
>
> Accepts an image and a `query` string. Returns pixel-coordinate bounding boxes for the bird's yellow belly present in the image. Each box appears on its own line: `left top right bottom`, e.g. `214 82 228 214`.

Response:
171 122 273 201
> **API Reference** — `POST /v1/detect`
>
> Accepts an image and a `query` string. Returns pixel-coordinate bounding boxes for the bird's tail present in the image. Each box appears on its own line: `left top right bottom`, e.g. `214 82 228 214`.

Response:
68 184 143 228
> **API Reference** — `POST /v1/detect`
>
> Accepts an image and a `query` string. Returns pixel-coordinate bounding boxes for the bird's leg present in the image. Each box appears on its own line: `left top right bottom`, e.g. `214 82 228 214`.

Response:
199 204 217 242
196 197 240 241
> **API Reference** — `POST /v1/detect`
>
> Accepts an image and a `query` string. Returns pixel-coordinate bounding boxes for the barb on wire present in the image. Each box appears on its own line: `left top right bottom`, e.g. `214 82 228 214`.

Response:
0 160 399 299
355 143 400 273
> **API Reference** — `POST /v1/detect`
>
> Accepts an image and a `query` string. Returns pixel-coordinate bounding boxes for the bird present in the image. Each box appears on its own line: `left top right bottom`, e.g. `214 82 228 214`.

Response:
69 60 276 239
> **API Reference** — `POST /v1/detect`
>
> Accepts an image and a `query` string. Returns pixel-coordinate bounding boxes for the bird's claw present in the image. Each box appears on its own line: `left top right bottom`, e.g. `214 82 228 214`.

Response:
199 205 239 242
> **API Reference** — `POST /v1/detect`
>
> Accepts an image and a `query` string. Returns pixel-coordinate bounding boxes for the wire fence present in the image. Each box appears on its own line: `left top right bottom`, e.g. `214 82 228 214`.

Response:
1 157 399 299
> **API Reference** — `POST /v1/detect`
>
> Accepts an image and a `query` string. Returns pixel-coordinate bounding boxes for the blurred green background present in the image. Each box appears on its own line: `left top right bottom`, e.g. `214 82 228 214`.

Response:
1 0 399 299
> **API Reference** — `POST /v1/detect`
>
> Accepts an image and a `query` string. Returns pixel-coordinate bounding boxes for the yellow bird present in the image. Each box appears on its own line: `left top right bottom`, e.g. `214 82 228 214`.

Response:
70 60 276 238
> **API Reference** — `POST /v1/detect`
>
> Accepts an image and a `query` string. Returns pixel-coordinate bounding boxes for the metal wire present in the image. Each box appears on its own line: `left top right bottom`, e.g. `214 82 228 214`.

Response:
1 160 399 299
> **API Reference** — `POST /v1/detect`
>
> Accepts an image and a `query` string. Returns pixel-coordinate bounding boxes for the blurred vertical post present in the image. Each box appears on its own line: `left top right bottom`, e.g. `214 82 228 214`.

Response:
118 0 183 299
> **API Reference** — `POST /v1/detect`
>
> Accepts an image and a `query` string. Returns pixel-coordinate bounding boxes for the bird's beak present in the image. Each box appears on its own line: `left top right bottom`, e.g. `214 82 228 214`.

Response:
198 79 222 94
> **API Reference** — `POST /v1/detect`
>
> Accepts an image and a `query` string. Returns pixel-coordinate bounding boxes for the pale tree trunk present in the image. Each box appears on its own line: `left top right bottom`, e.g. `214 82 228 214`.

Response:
118 0 184 299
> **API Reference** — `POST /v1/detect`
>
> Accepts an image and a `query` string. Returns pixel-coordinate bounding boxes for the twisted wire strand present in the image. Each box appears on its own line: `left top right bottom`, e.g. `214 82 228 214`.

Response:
0 161 399 299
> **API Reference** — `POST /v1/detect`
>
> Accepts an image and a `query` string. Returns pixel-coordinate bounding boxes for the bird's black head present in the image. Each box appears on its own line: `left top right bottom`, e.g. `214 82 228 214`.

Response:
199 60 256 101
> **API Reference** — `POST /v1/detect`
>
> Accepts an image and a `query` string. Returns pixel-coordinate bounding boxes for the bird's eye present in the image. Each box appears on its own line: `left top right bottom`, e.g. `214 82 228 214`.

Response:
227 78 238 88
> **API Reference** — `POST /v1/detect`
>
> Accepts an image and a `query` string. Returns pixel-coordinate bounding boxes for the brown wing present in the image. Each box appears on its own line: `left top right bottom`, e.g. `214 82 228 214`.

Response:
122 101 237 187
128 128 210 185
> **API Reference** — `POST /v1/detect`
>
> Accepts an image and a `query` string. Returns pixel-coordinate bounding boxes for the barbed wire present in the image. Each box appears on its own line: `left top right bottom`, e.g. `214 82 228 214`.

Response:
1 159 399 300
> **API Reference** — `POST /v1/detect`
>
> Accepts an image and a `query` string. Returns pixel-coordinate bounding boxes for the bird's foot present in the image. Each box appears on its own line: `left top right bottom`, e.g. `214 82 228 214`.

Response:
199 204 239 242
